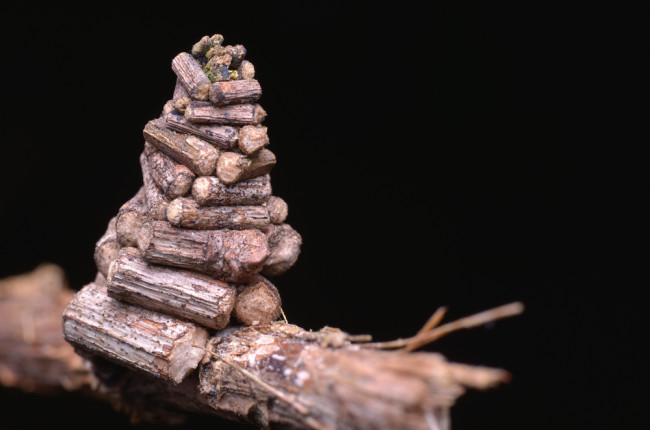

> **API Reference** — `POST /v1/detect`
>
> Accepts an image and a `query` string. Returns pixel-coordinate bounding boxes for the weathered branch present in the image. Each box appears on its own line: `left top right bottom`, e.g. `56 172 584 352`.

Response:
185 101 267 125
165 110 239 149
167 197 270 230
192 174 271 206
1 265 515 429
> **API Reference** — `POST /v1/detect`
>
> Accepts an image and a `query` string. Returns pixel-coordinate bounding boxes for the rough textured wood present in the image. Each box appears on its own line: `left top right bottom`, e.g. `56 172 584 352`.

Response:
216 148 276 184
192 174 271 206
171 52 211 101
1 267 510 429
238 125 269 155
209 79 262 105
63 281 208 384
138 221 269 283
0 264 91 393
167 197 270 231
238 60 255 79
165 110 238 149
172 78 190 100
263 223 303 276
185 101 267 125
115 187 148 247
140 152 170 221
144 142 196 199
94 216 120 277
107 248 236 329
233 275 281 326
266 196 288 224
173 96 191 114
143 119 219 176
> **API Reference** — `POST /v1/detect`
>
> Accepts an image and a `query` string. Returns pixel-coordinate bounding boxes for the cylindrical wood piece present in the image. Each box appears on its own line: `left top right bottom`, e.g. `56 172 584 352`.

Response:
238 125 269 155
209 79 262 106
171 52 211 101
266 196 288 224
138 221 268 283
115 187 148 246
192 174 271 206
216 148 276 184
172 78 190 100
143 120 219 176
144 143 196 199
263 223 302 276
166 197 270 231
185 102 266 125
141 153 170 221
94 216 120 278
233 275 281 326
165 111 238 150
107 248 236 330
62 282 208 384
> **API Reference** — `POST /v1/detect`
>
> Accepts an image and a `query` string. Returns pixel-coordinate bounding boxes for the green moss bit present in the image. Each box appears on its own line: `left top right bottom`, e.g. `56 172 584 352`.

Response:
229 70 240 80
203 65 217 83
191 35 211 57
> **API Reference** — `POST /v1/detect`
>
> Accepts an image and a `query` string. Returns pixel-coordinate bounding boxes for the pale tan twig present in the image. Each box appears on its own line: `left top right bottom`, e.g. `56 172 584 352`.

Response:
362 302 524 350
280 307 289 324
403 306 448 352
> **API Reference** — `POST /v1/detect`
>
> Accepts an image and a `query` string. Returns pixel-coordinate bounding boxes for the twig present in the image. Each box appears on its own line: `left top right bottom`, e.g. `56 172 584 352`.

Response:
403 306 447 352
362 302 524 350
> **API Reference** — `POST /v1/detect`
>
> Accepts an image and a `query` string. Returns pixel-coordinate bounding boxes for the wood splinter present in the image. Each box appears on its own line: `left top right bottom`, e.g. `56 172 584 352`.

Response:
62 281 208 384
192 174 271 206
167 197 270 231
263 223 303 277
216 148 276 184
233 275 281 326
209 79 262 106
115 187 148 247
185 101 266 126
94 216 120 278
171 52 211 101
144 143 196 199
138 220 269 283
143 119 219 176
107 248 236 329
165 111 238 150
140 153 170 221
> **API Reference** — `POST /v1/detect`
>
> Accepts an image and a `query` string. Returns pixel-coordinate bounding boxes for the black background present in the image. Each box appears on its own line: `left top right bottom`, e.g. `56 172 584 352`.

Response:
0 2 646 429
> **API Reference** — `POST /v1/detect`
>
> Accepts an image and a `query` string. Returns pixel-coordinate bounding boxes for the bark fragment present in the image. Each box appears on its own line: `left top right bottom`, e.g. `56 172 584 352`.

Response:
185 101 266 125
144 142 196 199
238 125 269 155
266 196 288 224
216 148 276 184
165 110 238 150
94 216 120 278
233 275 281 326
263 223 303 276
115 187 148 247
209 79 262 106
171 52 211 100
140 153 170 221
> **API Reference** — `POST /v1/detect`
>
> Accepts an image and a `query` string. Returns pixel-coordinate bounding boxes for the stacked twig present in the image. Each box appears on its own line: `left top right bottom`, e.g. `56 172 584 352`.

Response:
66 34 302 384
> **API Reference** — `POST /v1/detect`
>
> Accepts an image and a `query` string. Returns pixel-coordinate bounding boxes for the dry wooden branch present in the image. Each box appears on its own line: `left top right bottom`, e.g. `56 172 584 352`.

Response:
167 197 270 230
267 196 289 224
1 266 516 429
94 216 120 277
238 124 269 155
192 174 271 206
216 148 276 184
172 52 211 101
143 119 219 176
138 220 269 283
115 186 148 247
185 101 267 125
263 223 303 276
107 247 236 329
165 110 238 149
209 79 262 105
63 281 208 384
144 142 196 199
140 152 170 221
